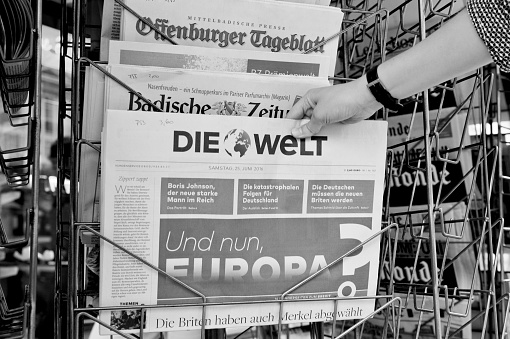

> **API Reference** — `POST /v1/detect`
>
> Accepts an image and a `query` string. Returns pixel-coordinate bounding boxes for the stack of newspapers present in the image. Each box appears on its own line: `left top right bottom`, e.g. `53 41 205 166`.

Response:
82 0 343 228
86 0 386 334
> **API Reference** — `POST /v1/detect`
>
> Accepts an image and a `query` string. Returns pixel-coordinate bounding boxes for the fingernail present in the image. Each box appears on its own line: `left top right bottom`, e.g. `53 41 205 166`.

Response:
291 128 303 138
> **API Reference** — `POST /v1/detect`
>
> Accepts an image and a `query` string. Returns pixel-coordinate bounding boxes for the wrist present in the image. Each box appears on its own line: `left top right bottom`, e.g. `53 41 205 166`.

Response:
366 65 403 111
357 74 384 115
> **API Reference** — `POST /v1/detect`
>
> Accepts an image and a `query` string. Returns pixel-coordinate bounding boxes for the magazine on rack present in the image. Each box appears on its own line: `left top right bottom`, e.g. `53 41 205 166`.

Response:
78 65 329 222
99 111 387 334
100 0 344 74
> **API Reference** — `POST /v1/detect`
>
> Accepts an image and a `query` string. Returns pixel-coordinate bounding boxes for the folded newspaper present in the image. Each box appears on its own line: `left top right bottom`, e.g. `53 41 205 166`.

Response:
108 41 332 78
99 111 387 334
104 64 330 116
100 0 344 74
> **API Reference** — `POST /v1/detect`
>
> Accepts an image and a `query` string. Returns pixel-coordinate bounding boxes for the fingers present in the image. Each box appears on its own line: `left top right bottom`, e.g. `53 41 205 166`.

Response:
291 117 324 138
287 91 323 139
286 97 310 120
287 91 323 138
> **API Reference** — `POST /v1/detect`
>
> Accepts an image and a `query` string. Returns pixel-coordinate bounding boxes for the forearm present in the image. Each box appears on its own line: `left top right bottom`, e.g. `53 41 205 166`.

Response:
377 9 493 100
288 6 498 138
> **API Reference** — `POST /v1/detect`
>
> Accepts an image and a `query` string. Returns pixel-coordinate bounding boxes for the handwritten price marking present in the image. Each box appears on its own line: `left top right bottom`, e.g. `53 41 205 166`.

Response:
160 119 174 126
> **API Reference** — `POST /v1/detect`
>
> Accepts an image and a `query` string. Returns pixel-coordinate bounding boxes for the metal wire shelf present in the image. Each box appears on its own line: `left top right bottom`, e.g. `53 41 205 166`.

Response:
55 0 510 338
0 0 42 338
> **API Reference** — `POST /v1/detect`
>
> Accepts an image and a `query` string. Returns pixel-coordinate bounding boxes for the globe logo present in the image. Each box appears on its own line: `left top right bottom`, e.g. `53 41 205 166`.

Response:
224 129 251 158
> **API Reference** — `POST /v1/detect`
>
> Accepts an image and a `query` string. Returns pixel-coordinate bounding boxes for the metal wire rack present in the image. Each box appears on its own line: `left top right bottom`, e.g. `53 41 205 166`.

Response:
55 0 509 338
0 0 42 338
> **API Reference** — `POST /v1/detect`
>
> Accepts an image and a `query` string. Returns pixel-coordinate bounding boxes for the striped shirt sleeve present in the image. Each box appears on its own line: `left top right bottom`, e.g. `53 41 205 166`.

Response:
467 0 510 72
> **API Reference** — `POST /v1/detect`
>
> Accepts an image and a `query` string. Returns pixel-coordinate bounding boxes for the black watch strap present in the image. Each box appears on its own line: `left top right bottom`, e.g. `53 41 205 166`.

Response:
366 65 403 111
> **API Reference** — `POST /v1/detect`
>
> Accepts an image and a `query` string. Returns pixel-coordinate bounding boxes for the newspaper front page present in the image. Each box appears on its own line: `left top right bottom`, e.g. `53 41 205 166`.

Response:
99 111 387 334
100 0 344 74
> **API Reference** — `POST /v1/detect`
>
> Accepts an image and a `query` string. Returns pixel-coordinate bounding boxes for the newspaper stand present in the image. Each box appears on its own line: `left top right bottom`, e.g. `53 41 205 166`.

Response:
0 0 43 339
54 0 510 338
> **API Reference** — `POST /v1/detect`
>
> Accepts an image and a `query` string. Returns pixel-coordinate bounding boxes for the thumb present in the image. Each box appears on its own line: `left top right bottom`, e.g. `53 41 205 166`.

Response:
291 117 324 139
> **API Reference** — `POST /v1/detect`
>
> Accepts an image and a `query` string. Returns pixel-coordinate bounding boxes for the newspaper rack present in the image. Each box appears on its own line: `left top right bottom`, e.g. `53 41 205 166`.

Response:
0 0 37 187
74 222 400 338
0 0 36 127
54 0 510 338
0 0 42 339
0 118 35 187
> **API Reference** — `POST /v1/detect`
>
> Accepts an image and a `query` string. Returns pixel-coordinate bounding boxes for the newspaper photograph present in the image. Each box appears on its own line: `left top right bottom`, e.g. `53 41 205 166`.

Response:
99 110 387 334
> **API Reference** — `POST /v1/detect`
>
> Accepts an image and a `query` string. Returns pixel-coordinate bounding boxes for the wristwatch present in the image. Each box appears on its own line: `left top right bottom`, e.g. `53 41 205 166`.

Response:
366 65 403 111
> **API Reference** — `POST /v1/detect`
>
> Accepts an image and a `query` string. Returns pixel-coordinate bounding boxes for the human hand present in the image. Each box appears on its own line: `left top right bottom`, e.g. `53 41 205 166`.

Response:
287 76 382 138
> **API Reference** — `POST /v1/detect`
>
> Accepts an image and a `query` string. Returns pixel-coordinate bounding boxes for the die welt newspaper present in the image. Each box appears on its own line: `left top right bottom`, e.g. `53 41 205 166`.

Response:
99 111 387 334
